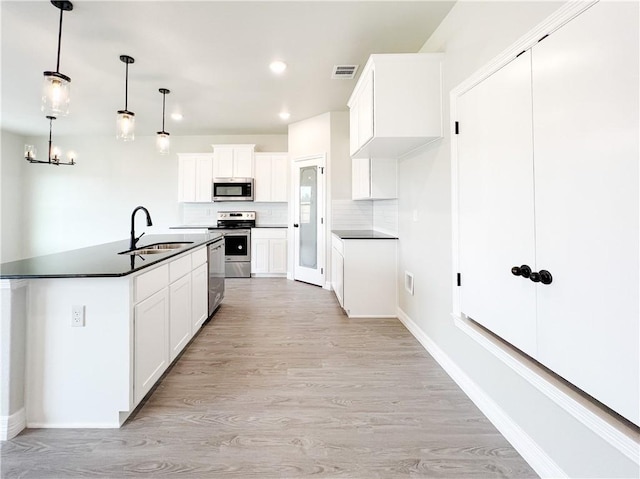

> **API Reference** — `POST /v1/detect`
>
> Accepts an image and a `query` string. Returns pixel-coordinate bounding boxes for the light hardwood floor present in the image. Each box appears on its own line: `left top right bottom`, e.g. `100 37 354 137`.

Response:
1 279 537 478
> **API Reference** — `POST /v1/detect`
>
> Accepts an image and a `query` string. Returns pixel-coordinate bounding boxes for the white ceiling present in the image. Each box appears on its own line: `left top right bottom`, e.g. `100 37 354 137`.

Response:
1 1 454 137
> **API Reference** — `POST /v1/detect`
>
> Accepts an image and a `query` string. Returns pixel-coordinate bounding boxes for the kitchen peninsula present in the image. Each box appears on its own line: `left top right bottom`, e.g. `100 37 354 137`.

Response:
0 232 221 438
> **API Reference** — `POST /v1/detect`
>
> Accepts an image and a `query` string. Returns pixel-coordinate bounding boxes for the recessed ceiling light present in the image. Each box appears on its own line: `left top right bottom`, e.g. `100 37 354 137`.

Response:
279 112 290 120
270 60 287 74
171 112 183 121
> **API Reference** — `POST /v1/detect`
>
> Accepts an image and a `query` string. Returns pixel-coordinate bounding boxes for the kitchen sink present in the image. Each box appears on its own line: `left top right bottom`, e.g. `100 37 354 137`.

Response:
118 241 194 255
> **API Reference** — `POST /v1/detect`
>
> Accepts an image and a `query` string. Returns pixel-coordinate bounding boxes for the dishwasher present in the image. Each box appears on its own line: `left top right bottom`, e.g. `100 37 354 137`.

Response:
208 236 225 317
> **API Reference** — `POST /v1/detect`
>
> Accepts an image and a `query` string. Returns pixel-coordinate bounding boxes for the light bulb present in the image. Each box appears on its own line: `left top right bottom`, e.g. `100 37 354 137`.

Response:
24 145 37 161
269 60 287 74
117 111 135 141
156 132 170 155
42 72 70 117
67 151 76 163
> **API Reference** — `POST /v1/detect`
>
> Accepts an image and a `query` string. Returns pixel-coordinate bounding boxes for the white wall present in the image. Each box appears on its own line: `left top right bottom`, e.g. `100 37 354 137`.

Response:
0 130 27 262
398 1 638 477
6 133 286 259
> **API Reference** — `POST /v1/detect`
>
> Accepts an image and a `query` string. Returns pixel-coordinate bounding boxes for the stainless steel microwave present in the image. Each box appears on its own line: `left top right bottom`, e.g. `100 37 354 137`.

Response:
213 178 254 202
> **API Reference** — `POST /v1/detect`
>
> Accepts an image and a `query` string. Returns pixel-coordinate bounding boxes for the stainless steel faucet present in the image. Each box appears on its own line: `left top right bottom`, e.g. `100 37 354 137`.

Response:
130 206 153 250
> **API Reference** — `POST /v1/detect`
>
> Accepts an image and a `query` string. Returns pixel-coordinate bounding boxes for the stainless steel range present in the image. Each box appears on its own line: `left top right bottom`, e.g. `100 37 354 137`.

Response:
209 211 255 278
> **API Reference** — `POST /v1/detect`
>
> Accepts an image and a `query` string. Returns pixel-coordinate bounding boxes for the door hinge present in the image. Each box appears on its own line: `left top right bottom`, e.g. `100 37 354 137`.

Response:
321 217 324 225
454 121 459 135
457 273 461 287
321 268 324 274
320 167 325 174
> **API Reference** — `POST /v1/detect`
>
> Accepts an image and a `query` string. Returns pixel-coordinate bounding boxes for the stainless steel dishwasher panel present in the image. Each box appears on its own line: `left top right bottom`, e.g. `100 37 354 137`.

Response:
208 237 225 317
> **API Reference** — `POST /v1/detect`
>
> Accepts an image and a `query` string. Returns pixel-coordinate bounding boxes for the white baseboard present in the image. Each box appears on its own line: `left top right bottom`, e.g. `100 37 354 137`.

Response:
0 408 26 441
396 308 567 479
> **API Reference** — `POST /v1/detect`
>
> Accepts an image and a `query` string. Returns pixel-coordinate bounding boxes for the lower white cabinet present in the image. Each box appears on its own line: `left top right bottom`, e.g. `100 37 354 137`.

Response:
331 234 397 317
134 288 169 405
133 244 210 405
191 263 208 331
251 228 288 276
169 273 192 362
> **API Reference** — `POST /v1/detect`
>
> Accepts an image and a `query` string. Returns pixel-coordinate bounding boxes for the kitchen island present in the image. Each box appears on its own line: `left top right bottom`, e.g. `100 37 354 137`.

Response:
0 233 222 439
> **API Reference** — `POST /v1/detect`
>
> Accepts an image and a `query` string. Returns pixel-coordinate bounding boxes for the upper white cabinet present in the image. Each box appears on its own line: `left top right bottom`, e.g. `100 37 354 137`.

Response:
455 1 639 426
212 144 255 178
177 154 213 202
352 157 397 200
254 153 289 202
348 53 443 159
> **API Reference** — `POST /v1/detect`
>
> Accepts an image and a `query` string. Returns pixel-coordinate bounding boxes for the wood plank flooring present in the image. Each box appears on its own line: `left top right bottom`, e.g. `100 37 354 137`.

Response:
1 279 537 478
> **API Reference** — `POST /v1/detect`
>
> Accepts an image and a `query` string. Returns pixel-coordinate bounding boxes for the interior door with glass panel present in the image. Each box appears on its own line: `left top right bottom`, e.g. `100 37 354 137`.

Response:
293 155 325 286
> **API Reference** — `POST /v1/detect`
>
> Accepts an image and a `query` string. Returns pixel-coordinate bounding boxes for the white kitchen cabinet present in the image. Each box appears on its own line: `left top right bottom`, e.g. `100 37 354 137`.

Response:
331 234 397 318
254 153 288 202
251 228 288 276
456 1 639 425
169 273 192 362
134 288 169 405
212 144 255 178
348 53 443 159
191 262 208 333
177 154 213 202
352 157 397 200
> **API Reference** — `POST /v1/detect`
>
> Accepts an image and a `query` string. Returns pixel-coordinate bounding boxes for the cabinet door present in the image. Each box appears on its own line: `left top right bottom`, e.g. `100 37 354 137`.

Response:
269 239 288 274
270 155 288 202
134 288 169 405
457 51 537 357
532 1 639 424
254 155 272 202
194 156 213 202
332 247 344 308
178 157 196 202
233 147 254 177
191 263 208 332
351 158 370 200
252 238 270 274
357 70 374 149
349 97 359 156
213 148 234 178
169 274 192 362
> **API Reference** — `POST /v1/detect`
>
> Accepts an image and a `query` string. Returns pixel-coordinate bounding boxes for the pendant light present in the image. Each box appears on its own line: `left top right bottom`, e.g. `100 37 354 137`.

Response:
116 55 135 141
156 88 170 155
42 0 73 117
24 116 76 166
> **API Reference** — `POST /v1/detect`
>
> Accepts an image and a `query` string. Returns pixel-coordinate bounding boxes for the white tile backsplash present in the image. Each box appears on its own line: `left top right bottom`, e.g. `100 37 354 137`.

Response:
373 199 398 236
182 202 288 226
331 199 373 230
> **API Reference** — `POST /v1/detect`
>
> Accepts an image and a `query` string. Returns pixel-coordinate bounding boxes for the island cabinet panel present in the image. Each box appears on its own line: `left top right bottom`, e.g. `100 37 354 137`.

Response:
191 263 208 331
134 288 169 405
169 273 192 362
455 1 639 425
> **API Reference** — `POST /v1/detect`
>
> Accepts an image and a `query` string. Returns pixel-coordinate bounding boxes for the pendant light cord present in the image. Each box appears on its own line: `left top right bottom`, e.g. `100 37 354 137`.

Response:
56 6 64 73
124 61 129 110
162 91 166 132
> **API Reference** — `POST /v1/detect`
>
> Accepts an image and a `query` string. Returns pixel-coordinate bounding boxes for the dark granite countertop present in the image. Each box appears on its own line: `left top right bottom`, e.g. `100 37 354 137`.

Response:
171 225 288 229
0 233 223 279
332 230 398 240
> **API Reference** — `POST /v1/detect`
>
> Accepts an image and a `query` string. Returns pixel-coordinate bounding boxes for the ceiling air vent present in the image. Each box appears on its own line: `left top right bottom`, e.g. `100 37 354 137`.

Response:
331 65 359 80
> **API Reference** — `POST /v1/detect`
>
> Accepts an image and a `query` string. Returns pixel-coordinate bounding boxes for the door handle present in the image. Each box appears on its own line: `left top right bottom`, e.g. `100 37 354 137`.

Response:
511 264 531 278
530 269 553 285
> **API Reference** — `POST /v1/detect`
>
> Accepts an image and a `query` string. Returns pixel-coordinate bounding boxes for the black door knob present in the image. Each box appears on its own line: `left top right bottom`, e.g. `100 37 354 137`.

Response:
511 264 531 278
539 270 553 285
293 223 299 228
530 272 541 283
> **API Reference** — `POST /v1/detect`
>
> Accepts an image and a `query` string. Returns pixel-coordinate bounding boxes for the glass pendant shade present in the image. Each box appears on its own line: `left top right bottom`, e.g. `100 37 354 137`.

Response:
42 71 70 116
156 132 170 155
117 110 135 141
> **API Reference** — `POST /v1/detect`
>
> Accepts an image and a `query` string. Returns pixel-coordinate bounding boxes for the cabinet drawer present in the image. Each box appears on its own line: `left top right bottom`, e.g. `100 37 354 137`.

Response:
170 254 192 283
252 228 287 240
135 264 169 303
332 235 344 256
191 246 207 268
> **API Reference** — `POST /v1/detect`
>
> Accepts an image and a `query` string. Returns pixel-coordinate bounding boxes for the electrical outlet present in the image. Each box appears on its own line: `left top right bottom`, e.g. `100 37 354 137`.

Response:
72 305 85 327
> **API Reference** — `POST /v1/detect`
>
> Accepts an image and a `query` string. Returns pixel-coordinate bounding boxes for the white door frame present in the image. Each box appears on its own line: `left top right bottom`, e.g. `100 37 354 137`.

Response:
291 154 326 287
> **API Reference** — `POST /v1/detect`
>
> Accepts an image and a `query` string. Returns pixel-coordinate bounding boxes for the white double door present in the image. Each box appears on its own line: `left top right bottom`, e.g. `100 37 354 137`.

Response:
292 155 326 287
457 1 639 424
